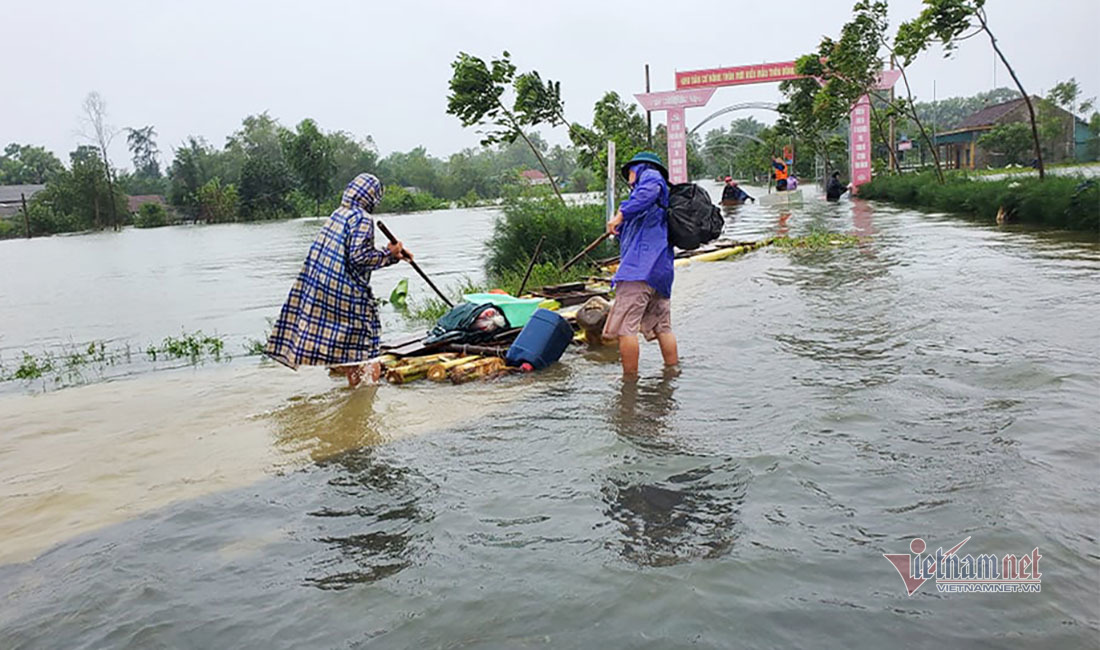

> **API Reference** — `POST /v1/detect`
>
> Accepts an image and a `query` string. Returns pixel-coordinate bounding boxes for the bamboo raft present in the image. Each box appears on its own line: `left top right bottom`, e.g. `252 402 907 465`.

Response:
373 238 774 386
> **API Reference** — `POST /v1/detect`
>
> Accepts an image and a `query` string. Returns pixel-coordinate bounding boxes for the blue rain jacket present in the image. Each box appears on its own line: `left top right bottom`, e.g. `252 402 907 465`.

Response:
613 164 675 298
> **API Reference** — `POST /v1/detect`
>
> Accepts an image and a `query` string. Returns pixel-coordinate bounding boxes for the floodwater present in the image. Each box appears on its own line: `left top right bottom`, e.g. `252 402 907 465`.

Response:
1 184 1098 648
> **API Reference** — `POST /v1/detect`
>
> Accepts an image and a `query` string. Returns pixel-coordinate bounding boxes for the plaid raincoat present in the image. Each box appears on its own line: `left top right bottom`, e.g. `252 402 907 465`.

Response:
265 173 397 369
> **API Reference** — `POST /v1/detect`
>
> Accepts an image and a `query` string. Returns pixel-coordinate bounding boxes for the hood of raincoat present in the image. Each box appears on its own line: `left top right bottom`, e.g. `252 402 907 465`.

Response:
340 173 384 213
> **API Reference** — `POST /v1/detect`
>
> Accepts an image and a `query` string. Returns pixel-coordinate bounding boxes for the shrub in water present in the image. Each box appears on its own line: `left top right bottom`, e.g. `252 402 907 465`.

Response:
858 172 1099 231
134 202 169 228
486 197 614 277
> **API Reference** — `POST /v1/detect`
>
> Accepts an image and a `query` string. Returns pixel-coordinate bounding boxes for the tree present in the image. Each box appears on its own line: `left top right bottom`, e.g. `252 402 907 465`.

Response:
329 131 379 188
168 137 214 215
31 146 126 234
977 122 1032 165
447 51 564 203
0 144 64 184
196 178 239 223
1048 78 1095 117
126 126 161 179
782 3 903 178
1047 79 1094 161
238 154 294 220
571 91 649 183
79 92 121 228
282 119 335 215
896 0 1047 179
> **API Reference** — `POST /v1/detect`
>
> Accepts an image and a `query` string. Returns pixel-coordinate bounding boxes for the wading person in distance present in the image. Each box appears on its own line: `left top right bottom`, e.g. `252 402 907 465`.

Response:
266 173 412 387
602 152 678 377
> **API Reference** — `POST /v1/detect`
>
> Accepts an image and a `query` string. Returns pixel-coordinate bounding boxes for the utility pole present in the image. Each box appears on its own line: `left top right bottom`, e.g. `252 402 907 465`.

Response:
888 56 897 172
645 64 653 149
20 192 30 239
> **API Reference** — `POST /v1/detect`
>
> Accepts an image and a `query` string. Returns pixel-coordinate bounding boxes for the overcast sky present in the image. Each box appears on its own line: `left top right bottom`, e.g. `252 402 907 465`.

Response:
2 0 1096 171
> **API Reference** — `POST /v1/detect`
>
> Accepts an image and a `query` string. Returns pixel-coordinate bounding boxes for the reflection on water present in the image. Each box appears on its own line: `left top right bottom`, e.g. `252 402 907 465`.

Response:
305 446 431 590
270 384 385 461
603 374 746 567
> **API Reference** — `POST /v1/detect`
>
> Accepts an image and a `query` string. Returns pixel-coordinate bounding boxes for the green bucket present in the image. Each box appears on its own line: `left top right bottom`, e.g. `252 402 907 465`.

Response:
463 293 545 328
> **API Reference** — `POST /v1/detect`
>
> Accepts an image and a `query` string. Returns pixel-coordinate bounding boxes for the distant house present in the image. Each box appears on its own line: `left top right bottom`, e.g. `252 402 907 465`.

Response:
127 195 168 214
933 96 1090 170
0 184 46 218
519 169 550 186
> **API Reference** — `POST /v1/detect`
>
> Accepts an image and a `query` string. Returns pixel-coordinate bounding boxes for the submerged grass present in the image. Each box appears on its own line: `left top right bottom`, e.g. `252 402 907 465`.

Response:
1 330 231 390
772 232 864 249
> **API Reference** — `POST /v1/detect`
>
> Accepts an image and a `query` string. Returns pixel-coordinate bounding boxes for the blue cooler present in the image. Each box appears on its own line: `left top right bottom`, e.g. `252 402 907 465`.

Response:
505 309 573 370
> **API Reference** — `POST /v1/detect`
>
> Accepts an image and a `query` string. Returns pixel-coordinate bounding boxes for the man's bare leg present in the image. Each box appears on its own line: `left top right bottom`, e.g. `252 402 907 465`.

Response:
619 335 640 376
656 332 679 367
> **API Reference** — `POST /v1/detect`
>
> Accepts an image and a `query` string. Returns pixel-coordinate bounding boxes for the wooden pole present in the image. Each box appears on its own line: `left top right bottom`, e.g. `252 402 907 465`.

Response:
517 235 545 296
21 193 30 239
561 232 610 272
375 220 453 308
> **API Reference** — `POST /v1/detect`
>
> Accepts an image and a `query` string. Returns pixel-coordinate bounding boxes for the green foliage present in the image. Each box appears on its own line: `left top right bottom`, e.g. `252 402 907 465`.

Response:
0 219 21 239
27 146 128 235
12 351 54 380
447 51 564 202
329 131 379 188
238 154 296 220
773 231 863 249
486 196 612 278
978 123 1034 166
858 172 1099 230
569 167 597 192
572 91 649 181
376 185 448 213
126 126 161 179
133 201 169 228
447 51 519 146
0 143 64 184
146 331 226 361
196 178 240 222
492 261 591 296
282 118 335 213
1047 78 1094 116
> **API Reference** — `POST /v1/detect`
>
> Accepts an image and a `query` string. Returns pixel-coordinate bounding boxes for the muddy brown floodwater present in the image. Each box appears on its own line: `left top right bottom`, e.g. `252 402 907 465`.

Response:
1 185 1097 648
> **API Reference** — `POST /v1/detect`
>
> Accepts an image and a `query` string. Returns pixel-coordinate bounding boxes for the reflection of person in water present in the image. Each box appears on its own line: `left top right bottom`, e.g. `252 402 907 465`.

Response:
268 388 428 590
776 211 792 238
602 373 744 567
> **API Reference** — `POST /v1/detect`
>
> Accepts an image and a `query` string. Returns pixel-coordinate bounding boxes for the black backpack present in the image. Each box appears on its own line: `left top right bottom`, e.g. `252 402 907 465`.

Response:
663 183 724 250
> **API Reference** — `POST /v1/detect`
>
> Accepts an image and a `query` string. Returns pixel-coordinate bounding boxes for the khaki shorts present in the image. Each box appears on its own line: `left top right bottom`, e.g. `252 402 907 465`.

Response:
602 281 673 342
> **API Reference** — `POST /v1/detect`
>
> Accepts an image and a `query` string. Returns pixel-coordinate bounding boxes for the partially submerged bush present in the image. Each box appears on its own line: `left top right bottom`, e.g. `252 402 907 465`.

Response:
486 196 614 277
134 202 169 228
858 172 1099 231
376 185 448 214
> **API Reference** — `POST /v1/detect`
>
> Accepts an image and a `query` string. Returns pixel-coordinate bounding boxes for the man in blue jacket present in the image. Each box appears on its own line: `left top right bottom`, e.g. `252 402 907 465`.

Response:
602 152 678 376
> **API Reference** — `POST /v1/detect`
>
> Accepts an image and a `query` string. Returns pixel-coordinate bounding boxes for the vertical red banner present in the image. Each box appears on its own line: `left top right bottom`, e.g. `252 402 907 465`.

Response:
850 95 872 190
666 108 688 184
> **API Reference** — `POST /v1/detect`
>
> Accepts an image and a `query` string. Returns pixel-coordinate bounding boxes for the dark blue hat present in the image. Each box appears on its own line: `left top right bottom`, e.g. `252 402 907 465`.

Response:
620 151 669 181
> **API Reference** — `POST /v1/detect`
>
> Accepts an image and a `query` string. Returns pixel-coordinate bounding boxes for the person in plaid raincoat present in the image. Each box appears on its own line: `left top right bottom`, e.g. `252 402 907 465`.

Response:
265 173 411 386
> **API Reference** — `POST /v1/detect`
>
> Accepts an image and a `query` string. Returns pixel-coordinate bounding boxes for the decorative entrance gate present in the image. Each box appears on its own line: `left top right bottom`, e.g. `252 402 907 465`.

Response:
634 62 899 189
